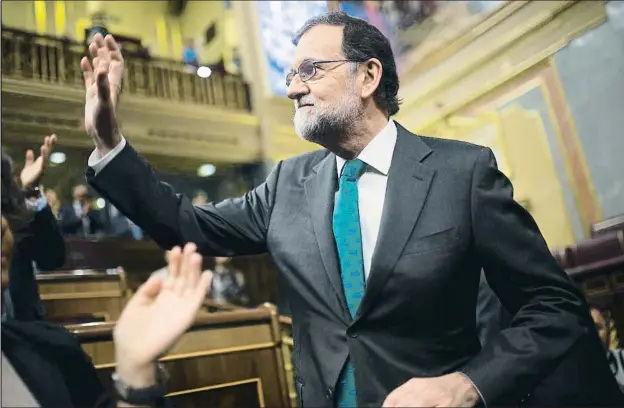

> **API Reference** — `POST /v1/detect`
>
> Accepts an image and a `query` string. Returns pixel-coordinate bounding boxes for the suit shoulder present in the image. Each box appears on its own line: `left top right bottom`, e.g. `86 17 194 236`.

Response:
419 135 486 156
418 135 488 170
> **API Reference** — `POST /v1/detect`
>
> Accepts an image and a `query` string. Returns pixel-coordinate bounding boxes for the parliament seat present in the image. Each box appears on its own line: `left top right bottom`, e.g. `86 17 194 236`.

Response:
67 304 290 408
563 231 624 346
591 214 624 237
37 268 129 324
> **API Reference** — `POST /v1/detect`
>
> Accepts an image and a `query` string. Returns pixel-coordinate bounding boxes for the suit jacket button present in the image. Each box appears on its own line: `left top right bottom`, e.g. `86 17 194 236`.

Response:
326 388 334 401
349 331 358 338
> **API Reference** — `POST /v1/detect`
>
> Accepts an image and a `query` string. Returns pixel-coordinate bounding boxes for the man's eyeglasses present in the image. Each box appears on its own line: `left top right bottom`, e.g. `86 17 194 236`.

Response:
286 59 361 87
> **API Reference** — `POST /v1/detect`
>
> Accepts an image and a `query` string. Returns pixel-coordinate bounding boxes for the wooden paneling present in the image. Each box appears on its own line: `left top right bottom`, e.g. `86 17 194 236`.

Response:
68 305 290 408
37 269 128 323
56 238 281 307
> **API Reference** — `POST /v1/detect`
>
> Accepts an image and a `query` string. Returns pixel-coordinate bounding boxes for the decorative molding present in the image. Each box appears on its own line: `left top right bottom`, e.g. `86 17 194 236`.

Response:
396 0 607 133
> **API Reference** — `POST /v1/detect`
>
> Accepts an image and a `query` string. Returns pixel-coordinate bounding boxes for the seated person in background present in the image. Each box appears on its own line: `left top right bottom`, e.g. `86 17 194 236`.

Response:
182 38 199 72
477 271 624 405
58 184 103 237
192 191 209 206
211 256 249 306
1 136 65 321
1 215 112 408
44 188 60 219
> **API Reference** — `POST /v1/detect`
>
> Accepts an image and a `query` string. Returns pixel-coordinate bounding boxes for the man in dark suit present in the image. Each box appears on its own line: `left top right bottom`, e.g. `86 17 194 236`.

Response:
80 12 603 407
477 271 624 405
58 184 103 237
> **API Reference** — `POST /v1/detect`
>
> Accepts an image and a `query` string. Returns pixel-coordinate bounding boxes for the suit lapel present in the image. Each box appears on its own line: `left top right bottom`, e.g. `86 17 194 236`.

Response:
355 125 435 321
304 153 350 319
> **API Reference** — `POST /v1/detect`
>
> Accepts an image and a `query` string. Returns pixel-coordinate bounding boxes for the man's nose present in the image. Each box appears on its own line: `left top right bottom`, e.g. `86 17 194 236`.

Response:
286 75 309 101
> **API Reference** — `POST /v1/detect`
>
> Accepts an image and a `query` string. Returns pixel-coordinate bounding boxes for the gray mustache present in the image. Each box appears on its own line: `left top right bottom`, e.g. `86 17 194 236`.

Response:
297 100 315 108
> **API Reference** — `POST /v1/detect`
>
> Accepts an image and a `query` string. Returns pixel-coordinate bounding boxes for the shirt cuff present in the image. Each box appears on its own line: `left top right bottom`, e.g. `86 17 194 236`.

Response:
87 137 127 176
457 372 487 408
26 195 48 212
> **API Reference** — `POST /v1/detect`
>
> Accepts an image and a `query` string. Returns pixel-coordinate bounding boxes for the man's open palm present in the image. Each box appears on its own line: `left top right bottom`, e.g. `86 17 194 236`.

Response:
114 244 213 367
20 134 57 189
80 33 124 152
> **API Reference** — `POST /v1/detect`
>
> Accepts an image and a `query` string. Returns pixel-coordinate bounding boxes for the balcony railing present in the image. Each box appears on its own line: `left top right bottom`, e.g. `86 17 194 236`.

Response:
1 26 251 111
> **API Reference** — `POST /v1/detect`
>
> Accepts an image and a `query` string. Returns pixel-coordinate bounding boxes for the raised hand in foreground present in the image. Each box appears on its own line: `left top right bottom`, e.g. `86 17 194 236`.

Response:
80 32 124 154
113 243 212 388
20 134 57 189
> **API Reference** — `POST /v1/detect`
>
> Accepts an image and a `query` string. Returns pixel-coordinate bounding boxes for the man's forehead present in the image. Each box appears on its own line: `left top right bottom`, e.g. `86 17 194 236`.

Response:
292 25 344 67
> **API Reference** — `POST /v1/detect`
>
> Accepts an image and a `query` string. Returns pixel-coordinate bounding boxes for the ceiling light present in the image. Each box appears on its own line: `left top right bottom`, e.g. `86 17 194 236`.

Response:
197 164 216 177
50 152 66 164
197 66 212 79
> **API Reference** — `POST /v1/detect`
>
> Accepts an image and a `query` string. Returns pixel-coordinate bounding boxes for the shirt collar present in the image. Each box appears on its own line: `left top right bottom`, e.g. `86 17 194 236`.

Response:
336 119 398 177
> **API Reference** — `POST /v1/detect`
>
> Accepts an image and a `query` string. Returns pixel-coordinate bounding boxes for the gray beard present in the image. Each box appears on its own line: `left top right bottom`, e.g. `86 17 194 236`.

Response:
294 103 363 149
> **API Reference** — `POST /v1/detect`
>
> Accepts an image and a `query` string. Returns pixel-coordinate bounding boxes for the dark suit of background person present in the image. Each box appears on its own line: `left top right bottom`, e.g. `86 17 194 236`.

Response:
1 152 65 321
477 271 624 406
8 200 66 321
58 203 103 237
86 120 594 406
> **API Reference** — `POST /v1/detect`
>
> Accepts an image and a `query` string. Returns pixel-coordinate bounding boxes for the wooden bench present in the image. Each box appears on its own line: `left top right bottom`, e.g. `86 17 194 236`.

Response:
67 304 290 408
279 315 297 408
37 268 129 324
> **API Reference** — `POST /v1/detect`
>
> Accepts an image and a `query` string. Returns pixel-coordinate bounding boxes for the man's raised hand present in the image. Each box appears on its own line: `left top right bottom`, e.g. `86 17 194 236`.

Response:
80 33 124 154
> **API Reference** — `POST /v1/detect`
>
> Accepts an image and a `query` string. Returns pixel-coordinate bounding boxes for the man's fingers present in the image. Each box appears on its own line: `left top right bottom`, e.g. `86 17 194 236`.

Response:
198 270 214 299
105 34 120 53
80 57 94 87
167 247 182 281
184 253 203 294
40 146 49 169
176 243 197 294
91 33 105 49
48 134 57 148
135 276 164 301
24 149 35 165
89 41 99 59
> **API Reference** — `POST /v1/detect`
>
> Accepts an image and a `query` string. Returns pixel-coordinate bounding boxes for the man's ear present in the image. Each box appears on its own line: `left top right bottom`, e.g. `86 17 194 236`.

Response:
361 58 383 99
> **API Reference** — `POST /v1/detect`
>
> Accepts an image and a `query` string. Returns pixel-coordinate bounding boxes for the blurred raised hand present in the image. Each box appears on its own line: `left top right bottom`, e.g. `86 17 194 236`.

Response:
80 33 124 154
113 243 212 387
20 134 57 189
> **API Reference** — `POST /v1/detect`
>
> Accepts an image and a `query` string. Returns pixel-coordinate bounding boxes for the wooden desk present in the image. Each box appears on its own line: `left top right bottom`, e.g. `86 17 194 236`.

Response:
68 304 290 408
37 269 128 324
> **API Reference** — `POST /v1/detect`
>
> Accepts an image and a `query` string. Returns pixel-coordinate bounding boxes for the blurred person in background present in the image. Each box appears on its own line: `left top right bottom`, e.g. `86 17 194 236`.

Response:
211 256 249 306
1 135 65 321
192 191 209 206
58 184 103 237
1 214 112 408
182 38 199 72
44 188 60 219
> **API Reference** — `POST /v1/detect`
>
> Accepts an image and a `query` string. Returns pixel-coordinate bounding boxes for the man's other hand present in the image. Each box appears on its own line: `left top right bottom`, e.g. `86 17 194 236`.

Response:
382 372 481 407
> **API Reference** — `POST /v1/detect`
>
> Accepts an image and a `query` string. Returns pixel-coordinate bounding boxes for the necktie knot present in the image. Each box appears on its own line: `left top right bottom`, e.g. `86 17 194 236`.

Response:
340 159 366 181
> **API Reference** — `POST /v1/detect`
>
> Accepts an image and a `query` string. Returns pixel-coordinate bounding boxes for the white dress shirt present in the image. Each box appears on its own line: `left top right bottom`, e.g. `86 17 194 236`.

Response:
335 120 397 280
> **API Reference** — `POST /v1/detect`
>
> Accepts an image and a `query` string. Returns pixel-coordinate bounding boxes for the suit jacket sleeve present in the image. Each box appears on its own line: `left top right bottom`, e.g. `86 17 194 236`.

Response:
460 148 591 404
475 270 513 347
86 142 279 256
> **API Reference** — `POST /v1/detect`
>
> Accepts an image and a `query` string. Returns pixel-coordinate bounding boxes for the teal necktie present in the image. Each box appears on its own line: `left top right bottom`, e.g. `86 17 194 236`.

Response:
333 159 367 408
